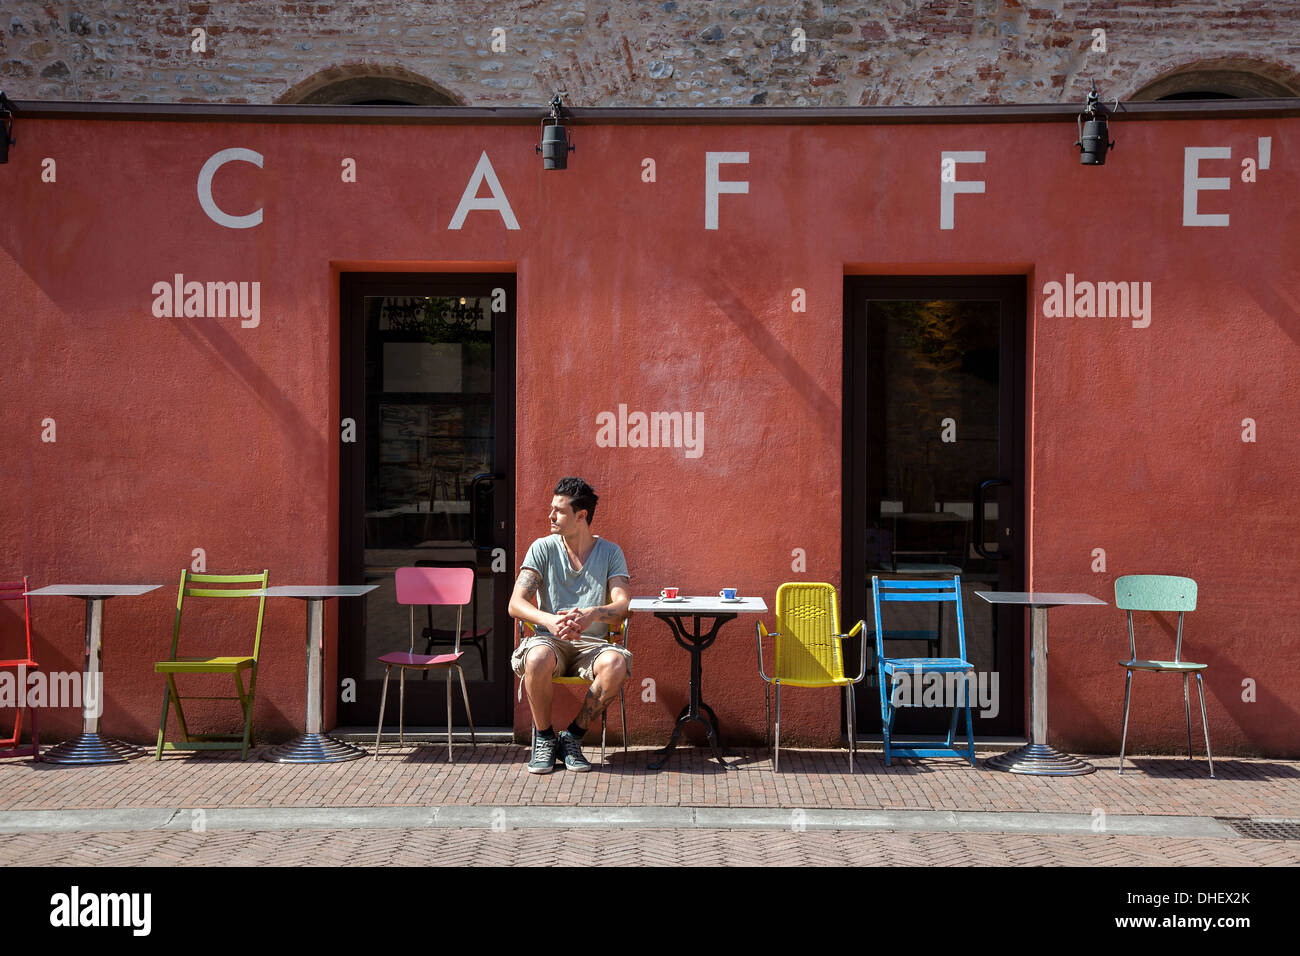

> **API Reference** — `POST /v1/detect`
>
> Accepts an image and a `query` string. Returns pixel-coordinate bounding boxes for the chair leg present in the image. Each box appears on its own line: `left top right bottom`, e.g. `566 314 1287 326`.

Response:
29 700 39 762
773 681 781 773
456 666 476 747
880 677 892 767
1195 673 1214 779
398 668 406 746
619 689 628 755
155 684 172 760
945 696 959 748
600 709 607 763
234 670 253 760
765 683 771 749
1118 670 1133 774
6 700 21 749
477 640 488 679
846 684 856 773
1182 673 1194 761
963 691 975 767
171 674 194 744
445 668 454 762
883 698 897 767
374 666 392 759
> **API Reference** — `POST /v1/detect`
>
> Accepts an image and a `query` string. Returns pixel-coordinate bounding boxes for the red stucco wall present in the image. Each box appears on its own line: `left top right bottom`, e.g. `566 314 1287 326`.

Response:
1 111 1296 756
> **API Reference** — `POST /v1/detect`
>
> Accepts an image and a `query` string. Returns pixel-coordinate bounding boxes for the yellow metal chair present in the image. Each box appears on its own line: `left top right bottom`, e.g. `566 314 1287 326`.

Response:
155 569 269 760
756 582 867 771
515 618 629 763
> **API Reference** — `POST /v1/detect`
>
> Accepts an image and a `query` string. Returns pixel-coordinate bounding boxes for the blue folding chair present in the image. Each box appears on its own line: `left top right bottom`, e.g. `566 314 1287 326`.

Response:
871 575 975 766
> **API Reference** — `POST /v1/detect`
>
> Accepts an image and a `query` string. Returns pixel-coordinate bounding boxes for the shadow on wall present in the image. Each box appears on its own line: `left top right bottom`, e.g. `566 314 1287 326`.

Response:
168 314 327 479
701 269 839 427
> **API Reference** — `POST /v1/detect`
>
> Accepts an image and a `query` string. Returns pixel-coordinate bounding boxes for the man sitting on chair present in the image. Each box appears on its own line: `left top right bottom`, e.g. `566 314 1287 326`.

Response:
509 477 632 774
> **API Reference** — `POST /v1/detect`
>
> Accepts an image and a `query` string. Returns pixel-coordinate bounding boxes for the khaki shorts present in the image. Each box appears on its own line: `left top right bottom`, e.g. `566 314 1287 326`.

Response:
511 634 633 682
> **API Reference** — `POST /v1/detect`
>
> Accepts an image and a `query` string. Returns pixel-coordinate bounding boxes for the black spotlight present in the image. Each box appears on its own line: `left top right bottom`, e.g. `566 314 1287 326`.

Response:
0 91 15 165
536 93 574 170
1075 81 1116 166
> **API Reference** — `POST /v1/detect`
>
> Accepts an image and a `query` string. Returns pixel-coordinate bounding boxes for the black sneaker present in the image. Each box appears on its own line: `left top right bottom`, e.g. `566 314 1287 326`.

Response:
557 730 592 772
528 734 559 774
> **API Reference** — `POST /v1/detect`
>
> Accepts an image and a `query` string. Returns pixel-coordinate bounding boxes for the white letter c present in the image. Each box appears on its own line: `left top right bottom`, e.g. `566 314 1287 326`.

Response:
198 147 264 229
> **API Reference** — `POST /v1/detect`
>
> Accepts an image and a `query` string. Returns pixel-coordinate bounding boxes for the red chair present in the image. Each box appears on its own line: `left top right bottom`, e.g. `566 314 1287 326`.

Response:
374 566 477 761
0 577 40 761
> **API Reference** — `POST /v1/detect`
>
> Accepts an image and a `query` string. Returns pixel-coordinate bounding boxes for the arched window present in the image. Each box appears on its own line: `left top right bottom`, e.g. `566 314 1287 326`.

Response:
1130 62 1299 101
279 66 461 106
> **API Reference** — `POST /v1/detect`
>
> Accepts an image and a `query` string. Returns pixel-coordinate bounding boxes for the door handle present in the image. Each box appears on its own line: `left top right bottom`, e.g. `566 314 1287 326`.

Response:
973 477 1010 560
468 472 505 552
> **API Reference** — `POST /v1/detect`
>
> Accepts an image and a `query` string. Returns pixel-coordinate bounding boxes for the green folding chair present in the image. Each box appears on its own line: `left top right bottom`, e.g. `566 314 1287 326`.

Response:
1116 574 1213 778
155 569 269 760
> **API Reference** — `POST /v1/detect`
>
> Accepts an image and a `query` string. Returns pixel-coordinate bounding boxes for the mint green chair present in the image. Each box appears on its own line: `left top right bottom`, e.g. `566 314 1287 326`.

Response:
155 569 269 760
1116 574 1213 778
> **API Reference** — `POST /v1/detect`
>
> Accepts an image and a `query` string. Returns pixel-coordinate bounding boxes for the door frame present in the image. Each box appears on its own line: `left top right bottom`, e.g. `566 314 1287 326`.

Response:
843 275 1027 738
338 271 516 727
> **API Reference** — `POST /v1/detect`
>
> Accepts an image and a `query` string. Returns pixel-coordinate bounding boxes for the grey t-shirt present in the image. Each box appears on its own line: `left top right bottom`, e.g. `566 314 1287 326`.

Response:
521 535 630 636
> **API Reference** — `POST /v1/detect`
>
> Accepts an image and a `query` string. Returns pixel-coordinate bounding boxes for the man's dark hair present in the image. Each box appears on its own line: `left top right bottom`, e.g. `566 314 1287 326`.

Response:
554 476 598 525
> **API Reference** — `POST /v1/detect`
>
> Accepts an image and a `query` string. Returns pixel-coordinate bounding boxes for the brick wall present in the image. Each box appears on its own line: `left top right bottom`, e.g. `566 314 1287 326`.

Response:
1 1 1297 106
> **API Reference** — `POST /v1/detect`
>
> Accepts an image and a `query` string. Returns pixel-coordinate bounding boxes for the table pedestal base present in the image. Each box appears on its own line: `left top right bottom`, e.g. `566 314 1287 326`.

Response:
985 743 1095 776
261 733 368 763
41 733 147 764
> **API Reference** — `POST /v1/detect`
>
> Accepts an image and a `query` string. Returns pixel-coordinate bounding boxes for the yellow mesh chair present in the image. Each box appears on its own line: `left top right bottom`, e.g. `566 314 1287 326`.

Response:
515 618 629 763
756 582 866 771
155 569 269 760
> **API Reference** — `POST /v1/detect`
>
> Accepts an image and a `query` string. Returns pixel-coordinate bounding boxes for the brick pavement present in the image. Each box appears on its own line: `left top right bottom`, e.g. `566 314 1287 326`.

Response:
1 826 1297 867
0 746 1295 820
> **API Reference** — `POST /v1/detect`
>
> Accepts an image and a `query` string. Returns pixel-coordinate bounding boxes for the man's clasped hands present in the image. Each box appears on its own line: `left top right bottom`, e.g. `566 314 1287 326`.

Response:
548 606 600 640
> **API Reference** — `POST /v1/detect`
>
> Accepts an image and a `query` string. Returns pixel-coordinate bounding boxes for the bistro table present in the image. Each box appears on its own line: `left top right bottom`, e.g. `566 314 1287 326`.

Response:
249 585 378 763
975 591 1107 776
25 584 163 764
630 595 768 770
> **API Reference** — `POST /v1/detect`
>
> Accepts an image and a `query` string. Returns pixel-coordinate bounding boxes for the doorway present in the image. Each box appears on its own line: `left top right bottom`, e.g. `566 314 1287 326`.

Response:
339 273 515 727
844 276 1026 738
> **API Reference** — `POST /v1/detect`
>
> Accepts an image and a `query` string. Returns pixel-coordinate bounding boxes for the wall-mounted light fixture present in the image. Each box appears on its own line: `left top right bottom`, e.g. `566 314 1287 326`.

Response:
1075 81 1117 166
0 91 16 165
536 93 574 170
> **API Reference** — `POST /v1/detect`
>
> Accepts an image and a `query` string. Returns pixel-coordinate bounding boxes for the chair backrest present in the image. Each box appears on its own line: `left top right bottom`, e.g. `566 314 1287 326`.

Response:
395 566 475 607
169 569 270 661
416 559 483 635
773 582 845 683
1114 575 1196 612
1115 574 1197 662
0 576 33 660
396 566 476 655
871 575 967 662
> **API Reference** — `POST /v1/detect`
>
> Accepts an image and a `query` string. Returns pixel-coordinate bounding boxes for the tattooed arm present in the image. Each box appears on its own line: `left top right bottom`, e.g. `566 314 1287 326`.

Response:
508 567 566 633
565 576 632 635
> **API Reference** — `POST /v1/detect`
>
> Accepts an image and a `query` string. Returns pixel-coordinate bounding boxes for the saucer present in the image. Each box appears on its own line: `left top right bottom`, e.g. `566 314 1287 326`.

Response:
719 597 744 603
658 596 688 603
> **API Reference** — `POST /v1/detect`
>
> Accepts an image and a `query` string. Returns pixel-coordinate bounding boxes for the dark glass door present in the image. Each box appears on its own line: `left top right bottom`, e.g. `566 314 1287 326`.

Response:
845 277 1026 738
340 273 515 727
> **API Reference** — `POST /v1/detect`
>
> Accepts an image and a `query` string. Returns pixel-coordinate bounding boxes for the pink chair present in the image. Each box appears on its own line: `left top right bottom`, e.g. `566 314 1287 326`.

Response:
375 566 477 760
0 576 40 761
